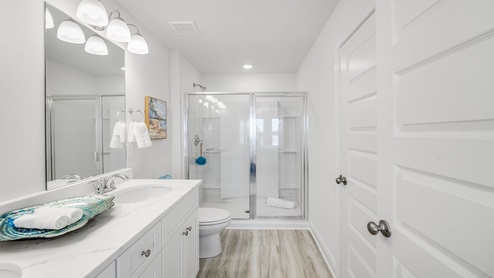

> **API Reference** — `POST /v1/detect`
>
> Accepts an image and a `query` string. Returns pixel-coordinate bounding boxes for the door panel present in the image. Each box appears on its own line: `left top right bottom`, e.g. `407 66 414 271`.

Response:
378 0 494 277
340 12 377 278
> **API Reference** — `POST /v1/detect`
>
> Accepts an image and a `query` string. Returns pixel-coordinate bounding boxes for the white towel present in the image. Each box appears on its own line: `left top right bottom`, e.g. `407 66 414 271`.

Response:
267 197 295 209
109 122 126 149
13 214 69 230
134 122 152 149
127 121 136 143
35 207 83 225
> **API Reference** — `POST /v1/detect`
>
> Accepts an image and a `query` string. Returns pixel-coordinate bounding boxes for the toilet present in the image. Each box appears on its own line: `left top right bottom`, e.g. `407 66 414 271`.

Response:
198 207 231 258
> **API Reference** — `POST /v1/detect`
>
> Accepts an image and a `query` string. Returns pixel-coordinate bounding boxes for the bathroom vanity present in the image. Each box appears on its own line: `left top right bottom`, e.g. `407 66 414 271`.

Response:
0 179 200 278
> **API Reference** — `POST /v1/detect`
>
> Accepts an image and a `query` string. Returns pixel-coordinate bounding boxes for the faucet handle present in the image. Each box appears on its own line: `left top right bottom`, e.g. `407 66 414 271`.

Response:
91 180 104 194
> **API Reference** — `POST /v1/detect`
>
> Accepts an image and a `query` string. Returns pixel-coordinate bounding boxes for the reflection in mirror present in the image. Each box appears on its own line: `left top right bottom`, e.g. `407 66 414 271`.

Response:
45 4 126 190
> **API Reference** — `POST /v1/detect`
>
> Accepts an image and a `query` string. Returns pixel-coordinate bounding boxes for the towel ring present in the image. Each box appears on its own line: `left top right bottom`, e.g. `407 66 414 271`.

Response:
128 107 145 122
115 110 125 122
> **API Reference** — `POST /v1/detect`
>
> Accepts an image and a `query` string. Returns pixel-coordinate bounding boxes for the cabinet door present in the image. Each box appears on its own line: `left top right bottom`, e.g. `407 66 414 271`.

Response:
137 253 161 278
162 230 182 278
182 211 198 278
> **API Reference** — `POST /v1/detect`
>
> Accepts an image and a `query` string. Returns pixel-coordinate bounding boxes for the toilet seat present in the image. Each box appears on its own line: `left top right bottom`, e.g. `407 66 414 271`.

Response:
199 208 231 226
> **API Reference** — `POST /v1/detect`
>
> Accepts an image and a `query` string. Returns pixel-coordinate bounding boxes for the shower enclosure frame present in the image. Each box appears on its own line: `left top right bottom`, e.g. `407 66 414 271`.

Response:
183 92 309 220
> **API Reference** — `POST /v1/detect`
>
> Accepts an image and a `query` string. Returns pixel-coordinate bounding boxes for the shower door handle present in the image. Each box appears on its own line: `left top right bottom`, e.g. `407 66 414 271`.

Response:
336 175 347 185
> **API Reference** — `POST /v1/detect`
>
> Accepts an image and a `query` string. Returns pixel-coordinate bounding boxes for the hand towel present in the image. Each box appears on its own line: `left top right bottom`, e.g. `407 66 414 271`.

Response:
127 121 136 143
13 214 69 230
110 122 126 149
267 197 295 209
35 207 83 225
134 122 152 149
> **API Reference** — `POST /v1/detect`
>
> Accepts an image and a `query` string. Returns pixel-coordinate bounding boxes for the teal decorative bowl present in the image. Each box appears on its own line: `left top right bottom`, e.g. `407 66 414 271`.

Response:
0 195 114 241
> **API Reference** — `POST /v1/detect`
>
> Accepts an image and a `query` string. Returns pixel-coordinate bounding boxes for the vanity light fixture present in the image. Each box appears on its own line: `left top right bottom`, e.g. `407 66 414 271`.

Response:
127 24 149 54
243 64 253 69
76 0 108 27
45 7 54 29
85 35 108 55
57 19 86 44
106 11 131 42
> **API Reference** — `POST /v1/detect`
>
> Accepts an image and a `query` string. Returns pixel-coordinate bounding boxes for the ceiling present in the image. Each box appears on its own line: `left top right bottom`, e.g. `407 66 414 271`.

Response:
115 0 339 74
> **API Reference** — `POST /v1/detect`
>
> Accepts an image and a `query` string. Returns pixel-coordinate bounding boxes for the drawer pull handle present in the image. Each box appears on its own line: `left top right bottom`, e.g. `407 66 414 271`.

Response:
141 249 151 257
183 231 189 236
186 226 192 232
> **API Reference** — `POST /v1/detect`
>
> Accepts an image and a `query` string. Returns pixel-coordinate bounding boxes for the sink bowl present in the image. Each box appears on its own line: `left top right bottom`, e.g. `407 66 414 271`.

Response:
111 185 172 204
0 262 22 278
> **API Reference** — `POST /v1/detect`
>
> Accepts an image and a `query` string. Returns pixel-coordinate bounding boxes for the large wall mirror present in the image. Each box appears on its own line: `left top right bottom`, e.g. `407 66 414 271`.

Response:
45 4 126 190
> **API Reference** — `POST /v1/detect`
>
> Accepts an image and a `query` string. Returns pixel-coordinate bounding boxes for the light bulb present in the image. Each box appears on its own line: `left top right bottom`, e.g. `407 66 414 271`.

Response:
57 20 86 44
106 17 131 42
127 34 149 54
45 8 54 29
85 36 108 55
76 0 108 27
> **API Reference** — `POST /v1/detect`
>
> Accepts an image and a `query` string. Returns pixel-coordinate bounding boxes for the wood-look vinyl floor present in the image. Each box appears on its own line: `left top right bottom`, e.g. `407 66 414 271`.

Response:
197 229 333 278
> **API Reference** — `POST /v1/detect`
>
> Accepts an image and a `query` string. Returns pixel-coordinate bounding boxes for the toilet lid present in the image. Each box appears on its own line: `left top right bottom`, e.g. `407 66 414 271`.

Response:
199 208 231 225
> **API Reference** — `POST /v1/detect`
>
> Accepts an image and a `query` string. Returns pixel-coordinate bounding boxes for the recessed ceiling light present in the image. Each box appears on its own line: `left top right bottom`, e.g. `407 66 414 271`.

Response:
243 64 253 69
121 67 126 70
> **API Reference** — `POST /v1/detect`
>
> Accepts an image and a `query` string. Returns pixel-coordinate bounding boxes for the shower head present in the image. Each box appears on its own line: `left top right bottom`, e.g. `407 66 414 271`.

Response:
193 83 207 91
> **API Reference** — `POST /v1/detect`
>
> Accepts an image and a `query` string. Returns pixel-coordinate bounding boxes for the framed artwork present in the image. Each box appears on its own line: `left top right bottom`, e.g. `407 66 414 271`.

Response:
144 96 167 139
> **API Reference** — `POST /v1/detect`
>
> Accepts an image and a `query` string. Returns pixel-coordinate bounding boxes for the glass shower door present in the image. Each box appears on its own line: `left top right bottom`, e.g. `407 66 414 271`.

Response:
255 95 305 218
187 94 251 219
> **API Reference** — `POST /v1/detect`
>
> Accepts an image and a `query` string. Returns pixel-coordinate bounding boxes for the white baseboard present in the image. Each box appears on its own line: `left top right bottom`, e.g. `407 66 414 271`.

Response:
309 221 338 278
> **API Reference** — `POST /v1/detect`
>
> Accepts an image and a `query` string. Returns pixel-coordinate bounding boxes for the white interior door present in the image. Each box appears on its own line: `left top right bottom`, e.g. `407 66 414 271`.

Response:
339 12 377 278
377 0 494 277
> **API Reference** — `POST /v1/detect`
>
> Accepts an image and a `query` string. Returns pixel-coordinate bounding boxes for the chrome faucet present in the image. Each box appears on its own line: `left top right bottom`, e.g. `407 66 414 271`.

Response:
103 173 130 193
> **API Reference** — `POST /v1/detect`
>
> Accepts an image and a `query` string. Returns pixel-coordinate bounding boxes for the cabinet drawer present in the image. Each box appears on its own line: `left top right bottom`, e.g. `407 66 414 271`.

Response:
117 222 162 278
161 189 198 248
132 252 161 278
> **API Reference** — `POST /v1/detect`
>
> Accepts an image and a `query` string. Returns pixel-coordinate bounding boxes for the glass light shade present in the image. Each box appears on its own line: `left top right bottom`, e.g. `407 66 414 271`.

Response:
85 36 108 55
45 8 54 29
106 18 131 42
127 34 149 54
76 0 108 27
57 20 86 44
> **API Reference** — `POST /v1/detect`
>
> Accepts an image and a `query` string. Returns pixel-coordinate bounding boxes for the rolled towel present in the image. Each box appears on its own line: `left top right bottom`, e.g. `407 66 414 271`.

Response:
35 207 83 225
13 214 69 230
267 197 296 209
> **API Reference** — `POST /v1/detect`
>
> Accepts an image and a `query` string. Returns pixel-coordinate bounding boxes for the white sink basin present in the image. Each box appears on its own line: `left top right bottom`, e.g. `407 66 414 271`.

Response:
111 185 172 204
0 262 22 278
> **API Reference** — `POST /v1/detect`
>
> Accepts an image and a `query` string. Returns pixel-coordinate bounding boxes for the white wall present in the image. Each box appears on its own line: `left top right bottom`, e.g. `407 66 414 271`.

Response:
46 59 97 95
202 73 297 92
0 0 45 203
170 51 202 179
296 0 375 275
97 75 125 96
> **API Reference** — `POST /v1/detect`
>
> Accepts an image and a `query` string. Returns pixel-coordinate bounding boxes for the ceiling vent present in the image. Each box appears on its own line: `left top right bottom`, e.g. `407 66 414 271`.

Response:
169 21 201 35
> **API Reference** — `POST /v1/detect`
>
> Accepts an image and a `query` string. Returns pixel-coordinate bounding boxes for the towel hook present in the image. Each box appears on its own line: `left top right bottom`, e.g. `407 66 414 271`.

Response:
128 107 145 122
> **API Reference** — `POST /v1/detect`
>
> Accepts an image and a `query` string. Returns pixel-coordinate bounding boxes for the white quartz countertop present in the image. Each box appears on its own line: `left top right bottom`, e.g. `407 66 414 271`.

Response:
0 179 201 278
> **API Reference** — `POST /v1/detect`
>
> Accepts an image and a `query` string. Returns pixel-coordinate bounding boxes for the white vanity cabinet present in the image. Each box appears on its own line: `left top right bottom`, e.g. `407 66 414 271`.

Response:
113 187 199 278
162 209 199 278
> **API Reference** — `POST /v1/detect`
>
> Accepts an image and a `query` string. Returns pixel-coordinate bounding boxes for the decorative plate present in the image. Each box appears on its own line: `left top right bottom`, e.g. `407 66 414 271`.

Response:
0 195 114 241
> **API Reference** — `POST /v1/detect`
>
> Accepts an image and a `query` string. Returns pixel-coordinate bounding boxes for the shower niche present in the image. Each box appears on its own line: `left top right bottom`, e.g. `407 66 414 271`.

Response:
186 93 307 220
